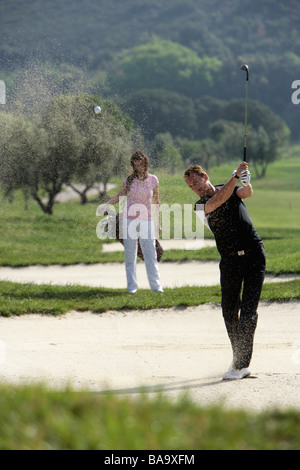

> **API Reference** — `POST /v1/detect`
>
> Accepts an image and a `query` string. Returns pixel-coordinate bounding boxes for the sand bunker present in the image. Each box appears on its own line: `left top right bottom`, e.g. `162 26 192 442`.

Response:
0 301 299 411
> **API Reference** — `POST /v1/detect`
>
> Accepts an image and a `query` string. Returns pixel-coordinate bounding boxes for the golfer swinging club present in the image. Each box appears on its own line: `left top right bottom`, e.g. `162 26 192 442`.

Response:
184 163 266 380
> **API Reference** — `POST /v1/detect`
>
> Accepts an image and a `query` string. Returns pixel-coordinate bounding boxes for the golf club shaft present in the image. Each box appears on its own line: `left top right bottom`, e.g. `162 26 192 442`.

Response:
244 79 248 162
241 65 249 162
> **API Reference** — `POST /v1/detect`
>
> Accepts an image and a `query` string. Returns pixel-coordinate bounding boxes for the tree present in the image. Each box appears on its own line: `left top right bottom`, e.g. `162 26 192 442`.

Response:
247 126 276 179
47 95 134 203
116 40 222 98
0 95 134 214
222 99 290 151
209 120 244 162
222 100 290 176
151 133 183 172
0 112 84 215
179 138 217 169
209 117 288 178
0 112 52 209
194 96 227 139
36 116 84 214
124 89 198 140
75 112 132 203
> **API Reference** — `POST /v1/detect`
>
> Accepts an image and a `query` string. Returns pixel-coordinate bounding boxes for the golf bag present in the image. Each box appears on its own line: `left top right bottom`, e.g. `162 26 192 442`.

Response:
100 213 164 262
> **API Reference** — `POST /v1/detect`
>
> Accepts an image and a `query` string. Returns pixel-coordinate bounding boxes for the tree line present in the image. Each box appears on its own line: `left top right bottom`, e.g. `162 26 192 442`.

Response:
127 93 289 178
1 0 299 139
0 89 289 215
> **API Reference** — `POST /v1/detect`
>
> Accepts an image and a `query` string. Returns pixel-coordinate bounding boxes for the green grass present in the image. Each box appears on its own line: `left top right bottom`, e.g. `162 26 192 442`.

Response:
0 384 299 450
0 197 101 266
0 279 299 317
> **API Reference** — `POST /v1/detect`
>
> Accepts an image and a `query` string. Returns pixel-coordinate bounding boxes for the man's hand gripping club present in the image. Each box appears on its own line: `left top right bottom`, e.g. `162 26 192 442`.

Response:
240 169 251 187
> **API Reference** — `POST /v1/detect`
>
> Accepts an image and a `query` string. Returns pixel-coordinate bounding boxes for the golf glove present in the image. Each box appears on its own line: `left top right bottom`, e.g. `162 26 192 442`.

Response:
240 170 251 187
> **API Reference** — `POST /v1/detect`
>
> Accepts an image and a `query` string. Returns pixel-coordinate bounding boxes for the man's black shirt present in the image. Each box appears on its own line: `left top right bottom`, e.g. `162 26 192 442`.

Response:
195 185 262 257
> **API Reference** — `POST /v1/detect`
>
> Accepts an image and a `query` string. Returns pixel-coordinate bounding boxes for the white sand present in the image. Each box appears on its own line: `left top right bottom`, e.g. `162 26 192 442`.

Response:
0 260 299 289
0 236 298 289
1 301 299 411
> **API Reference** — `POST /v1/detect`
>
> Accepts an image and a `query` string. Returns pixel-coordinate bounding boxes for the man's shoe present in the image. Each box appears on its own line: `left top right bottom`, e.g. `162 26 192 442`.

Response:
223 364 251 381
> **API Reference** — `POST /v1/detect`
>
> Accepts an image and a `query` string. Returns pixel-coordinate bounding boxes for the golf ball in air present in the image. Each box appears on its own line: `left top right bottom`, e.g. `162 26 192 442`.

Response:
94 106 101 114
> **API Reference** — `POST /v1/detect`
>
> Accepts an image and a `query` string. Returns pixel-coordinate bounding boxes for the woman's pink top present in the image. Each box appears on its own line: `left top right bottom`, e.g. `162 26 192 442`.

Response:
124 174 159 221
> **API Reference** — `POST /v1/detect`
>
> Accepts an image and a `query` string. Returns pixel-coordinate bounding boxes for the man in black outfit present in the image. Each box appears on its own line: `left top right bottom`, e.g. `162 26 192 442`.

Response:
184 162 266 380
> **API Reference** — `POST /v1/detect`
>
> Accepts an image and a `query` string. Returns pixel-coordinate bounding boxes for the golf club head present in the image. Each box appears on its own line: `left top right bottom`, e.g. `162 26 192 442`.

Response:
241 64 249 81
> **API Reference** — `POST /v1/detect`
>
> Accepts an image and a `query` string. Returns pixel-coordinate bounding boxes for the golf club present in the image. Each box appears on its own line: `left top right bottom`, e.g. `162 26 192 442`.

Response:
241 64 249 162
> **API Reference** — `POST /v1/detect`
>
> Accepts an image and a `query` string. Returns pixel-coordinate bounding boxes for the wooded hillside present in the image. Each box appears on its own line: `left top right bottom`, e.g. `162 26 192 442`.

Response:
0 0 300 138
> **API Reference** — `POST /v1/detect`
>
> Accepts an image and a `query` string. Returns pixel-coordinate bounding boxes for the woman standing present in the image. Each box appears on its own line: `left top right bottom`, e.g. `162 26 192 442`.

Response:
99 150 163 294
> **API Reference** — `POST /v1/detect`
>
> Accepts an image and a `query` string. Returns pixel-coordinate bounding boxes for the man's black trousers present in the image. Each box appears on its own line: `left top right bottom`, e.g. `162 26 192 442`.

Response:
220 244 266 370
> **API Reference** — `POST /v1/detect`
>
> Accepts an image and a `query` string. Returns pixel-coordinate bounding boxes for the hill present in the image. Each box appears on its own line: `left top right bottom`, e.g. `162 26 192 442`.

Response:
1 0 299 66
0 0 300 137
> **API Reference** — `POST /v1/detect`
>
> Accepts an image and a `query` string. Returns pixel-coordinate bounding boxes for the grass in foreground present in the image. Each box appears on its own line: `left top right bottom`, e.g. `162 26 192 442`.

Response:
0 384 299 450
0 279 299 317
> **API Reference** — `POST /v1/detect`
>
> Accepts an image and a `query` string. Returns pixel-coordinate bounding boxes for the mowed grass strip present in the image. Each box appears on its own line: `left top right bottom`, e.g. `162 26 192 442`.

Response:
0 279 299 317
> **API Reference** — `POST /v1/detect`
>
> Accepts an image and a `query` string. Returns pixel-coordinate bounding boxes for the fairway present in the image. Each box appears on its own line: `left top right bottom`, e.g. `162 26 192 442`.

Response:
246 188 300 236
